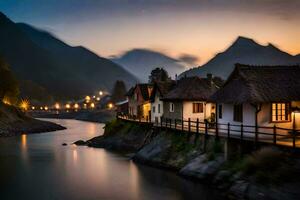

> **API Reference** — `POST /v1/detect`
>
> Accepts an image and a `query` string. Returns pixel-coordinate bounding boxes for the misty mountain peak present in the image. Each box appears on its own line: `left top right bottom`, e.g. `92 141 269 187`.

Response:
232 36 260 47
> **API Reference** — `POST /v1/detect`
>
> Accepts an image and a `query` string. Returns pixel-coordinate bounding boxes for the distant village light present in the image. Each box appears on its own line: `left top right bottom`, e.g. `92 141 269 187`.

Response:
31 106 35 110
65 104 71 109
99 91 103 96
85 96 91 102
2 97 11 105
108 103 113 109
74 103 79 109
96 97 100 101
20 99 29 111
44 106 49 111
55 103 60 109
90 103 95 108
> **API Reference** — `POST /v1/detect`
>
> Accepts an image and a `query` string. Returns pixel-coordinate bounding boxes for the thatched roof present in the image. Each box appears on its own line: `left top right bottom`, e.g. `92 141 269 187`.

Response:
210 64 300 104
150 81 176 102
162 76 219 101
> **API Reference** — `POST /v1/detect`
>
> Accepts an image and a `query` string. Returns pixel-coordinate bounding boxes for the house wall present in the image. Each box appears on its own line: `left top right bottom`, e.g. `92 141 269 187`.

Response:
218 103 256 137
257 101 300 129
163 101 183 121
182 101 216 121
218 101 300 137
128 96 138 117
151 93 163 124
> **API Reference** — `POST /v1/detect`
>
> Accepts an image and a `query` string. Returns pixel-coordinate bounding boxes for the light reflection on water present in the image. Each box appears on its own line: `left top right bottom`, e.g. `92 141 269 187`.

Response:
0 119 219 200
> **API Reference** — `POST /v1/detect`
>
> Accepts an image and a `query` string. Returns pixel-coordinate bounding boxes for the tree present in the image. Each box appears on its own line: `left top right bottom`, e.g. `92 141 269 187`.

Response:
148 67 170 83
111 80 127 103
0 57 19 104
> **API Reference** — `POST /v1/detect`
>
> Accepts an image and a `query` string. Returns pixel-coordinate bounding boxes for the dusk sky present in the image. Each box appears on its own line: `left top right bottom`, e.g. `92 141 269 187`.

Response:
1 0 300 66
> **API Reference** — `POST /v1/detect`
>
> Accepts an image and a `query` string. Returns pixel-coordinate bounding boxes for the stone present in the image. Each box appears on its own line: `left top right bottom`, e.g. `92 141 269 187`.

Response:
179 153 225 180
73 140 87 146
229 180 249 199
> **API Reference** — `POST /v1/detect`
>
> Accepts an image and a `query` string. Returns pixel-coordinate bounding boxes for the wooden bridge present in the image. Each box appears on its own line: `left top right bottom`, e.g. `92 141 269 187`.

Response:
117 115 300 149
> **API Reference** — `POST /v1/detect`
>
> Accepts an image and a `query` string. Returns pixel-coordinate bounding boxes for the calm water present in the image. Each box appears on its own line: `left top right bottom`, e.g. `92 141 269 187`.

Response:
0 119 219 200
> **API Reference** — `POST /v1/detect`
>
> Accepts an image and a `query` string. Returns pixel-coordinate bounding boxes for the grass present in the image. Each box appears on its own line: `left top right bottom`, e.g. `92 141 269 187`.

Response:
226 147 297 185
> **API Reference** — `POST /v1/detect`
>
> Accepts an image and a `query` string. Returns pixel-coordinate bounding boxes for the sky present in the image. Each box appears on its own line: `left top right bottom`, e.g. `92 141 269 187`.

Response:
1 0 300 66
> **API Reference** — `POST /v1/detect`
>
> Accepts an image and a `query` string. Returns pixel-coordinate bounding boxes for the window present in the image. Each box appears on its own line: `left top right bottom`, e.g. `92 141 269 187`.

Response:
152 106 155 113
218 104 222 119
169 103 175 112
134 93 138 101
272 103 291 122
233 104 243 122
158 104 161 113
193 103 203 113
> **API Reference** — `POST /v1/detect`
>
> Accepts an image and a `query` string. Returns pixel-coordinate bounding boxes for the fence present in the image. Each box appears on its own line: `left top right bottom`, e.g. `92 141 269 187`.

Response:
117 115 300 149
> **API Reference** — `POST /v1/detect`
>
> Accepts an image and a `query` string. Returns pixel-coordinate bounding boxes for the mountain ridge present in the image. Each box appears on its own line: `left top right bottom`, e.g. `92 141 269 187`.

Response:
112 48 186 82
180 36 300 79
0 12 137 100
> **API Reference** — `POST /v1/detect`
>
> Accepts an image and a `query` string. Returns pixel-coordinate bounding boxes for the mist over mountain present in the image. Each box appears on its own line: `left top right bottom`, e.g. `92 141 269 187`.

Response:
112 49 187 82
0 12 137 100
180 36 300 79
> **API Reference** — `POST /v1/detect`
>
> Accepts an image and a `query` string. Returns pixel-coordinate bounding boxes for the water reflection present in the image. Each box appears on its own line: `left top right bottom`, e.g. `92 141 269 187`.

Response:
0 119 219 200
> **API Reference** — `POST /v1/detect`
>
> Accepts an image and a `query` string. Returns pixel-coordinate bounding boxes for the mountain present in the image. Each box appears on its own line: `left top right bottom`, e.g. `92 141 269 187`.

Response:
180 36 300 79
112 49 186 82
0 12 137 100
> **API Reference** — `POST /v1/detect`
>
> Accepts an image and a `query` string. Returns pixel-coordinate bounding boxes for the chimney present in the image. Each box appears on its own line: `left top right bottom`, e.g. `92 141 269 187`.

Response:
207 73 213 86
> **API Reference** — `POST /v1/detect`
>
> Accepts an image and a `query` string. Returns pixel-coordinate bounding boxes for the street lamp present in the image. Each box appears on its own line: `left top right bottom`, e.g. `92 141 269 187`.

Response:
55 103 60 110
99 91 103 96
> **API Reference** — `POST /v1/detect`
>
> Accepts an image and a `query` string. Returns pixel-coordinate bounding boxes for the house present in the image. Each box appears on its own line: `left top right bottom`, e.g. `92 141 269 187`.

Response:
150 81 176 124
126 84 153 121
161 75 221 123
210 64 300 136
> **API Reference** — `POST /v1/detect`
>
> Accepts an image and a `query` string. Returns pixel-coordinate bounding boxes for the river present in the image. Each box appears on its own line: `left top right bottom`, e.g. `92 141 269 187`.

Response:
0 119 220 200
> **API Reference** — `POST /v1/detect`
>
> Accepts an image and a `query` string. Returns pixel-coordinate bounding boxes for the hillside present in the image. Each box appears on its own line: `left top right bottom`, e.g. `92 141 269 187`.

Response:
180 36 300 79
112 49 186 81
0 102 64 136
0 12 137 100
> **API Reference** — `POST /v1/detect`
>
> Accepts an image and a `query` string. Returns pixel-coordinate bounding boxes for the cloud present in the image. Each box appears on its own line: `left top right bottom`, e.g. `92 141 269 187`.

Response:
178 54 200 66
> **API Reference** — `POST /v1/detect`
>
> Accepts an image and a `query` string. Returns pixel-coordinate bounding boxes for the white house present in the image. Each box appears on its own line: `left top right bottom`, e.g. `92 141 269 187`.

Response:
161 75 222 123
150 81 175 124
210 64 300 138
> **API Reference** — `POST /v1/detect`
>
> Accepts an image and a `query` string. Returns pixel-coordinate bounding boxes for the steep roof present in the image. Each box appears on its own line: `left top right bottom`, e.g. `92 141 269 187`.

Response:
210 64 300 104
150 81 176 102
162 76 219 101
126 84 153 100
126 87 135 96
138 84 153 101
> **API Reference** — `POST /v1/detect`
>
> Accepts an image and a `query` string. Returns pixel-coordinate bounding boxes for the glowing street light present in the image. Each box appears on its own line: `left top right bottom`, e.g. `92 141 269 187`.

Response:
85 96 91 102
99 91 103 96
108 103 113 109
74 103 79 109
90 103 95 109
96 97 100 101
20 99 29 111
65 104 71 109
44 106 49 111
31 106 35 110
55 103 60 110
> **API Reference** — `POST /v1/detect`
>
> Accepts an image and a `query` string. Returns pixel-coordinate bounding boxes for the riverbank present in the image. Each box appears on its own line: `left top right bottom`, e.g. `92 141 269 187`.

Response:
82 119 300 200
0 103 65 136
30 109 115 123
